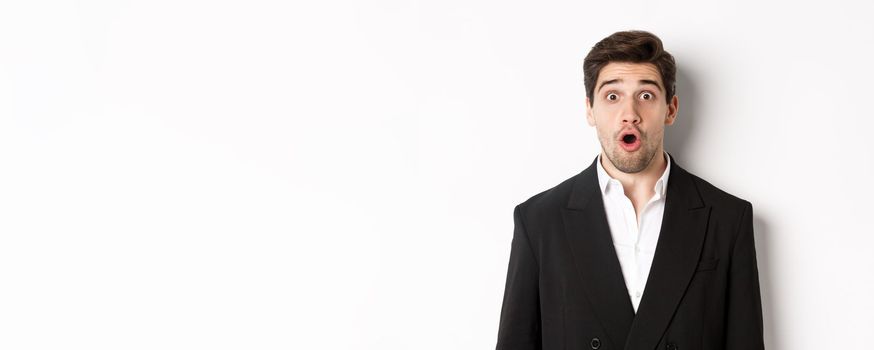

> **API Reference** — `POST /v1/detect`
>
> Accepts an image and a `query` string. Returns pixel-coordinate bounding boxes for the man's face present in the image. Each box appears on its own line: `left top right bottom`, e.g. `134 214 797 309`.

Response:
586 62 678 174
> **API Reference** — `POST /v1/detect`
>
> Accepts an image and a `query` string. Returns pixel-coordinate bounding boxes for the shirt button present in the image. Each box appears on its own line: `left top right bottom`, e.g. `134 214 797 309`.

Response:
635 291 642 298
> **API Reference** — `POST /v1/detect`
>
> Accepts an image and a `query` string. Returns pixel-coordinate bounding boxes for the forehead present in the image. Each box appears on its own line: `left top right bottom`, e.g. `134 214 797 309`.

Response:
596 62 663 90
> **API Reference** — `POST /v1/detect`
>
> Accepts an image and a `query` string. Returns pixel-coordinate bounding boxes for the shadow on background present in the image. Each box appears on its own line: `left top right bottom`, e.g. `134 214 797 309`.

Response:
664 69 698 165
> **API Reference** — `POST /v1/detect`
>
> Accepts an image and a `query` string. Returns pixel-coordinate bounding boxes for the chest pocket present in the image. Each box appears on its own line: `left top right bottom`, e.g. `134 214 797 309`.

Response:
695 258 719 271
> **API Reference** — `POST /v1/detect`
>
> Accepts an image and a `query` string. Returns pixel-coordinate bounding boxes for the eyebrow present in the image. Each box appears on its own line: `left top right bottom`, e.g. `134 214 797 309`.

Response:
597 78 664 93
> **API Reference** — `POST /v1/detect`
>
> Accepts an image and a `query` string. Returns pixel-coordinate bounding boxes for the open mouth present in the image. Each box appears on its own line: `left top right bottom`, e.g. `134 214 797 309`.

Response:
618 131 641 151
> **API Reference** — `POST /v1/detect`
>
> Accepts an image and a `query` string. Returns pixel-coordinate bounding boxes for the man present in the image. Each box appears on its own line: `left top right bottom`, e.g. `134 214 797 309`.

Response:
495 30 765 350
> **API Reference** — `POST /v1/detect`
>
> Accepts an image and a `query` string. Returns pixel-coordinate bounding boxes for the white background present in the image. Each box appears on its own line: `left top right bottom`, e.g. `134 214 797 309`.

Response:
1 1 872 349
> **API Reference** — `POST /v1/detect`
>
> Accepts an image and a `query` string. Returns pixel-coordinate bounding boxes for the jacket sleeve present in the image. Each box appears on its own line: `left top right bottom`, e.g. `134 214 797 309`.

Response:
724 201 766 349
495 204 542 350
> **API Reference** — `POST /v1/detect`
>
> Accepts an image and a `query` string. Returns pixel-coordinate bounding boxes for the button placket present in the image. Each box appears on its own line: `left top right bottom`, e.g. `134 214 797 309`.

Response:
620 195 644 302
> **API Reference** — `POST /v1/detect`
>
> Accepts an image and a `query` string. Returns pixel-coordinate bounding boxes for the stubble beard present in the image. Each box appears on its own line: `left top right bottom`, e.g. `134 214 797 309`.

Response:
600 130 661 174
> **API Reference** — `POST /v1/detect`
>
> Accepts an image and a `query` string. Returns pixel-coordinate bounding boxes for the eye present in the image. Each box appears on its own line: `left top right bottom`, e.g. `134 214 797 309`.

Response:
639 91 654 100
606 93 619 101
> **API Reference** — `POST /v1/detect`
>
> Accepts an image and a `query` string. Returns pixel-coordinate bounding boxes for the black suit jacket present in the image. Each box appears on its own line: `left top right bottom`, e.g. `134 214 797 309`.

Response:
496 153 765 350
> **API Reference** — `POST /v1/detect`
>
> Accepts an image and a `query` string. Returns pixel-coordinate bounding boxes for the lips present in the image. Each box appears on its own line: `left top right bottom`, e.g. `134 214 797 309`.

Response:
618 128 641 152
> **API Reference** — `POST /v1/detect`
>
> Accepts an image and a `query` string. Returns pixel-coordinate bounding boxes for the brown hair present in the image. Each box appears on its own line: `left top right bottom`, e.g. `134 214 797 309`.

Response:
583 30 677 106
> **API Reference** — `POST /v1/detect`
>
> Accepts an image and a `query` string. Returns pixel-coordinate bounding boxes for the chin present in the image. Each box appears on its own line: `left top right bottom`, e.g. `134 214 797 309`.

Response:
610 147 654 173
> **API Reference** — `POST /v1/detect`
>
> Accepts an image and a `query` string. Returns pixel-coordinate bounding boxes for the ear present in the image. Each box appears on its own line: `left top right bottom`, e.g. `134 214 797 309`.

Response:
664 94 679 126
586 97 596 126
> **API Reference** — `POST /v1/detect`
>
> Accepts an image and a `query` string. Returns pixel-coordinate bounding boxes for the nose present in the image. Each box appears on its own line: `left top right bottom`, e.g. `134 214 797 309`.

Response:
620 99 641 125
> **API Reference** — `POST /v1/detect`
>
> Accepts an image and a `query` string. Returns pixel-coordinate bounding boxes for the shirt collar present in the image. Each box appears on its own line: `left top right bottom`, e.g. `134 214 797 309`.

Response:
596 150 671 199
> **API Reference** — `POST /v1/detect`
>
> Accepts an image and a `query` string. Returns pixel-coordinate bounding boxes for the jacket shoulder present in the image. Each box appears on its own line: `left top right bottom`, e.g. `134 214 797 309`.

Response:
515 171 580 213
687 170 752 211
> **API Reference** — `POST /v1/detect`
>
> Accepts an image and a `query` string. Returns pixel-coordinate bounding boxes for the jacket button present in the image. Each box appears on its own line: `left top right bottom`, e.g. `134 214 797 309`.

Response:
590 337 601 349
666 343 678 350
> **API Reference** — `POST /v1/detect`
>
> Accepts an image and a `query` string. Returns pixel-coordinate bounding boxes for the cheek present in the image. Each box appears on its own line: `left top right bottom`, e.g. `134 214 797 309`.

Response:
640 104 665 114
644 127 665 143
596 128 614 144
590 109 617 124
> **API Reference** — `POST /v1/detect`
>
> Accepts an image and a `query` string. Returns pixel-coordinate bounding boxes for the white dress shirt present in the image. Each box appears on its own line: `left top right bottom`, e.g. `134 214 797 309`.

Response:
596 151 671 313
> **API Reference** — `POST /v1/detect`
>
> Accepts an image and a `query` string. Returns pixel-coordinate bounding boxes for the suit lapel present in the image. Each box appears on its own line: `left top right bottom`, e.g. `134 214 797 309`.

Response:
562 156 635 350
561 152 711 350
